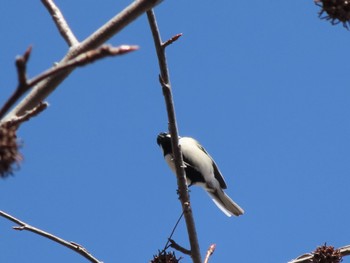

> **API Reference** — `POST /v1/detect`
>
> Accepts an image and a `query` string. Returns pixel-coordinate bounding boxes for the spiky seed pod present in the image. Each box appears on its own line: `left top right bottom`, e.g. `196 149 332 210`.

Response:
150 251 181 263
315 0 350 29
0 123 22 178
312 244 342 263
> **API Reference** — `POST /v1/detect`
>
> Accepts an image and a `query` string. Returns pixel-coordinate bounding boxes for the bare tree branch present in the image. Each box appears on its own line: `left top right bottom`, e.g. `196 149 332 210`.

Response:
0 210 103 263
169 239 192 256
289 244 350 263
0 45 137 122
203 244 216 263
7 102 48 127
147 9 202 263
162 33 182 49
2 0 161 123
41 0 79 46
27 44 138 89
0 47 33 120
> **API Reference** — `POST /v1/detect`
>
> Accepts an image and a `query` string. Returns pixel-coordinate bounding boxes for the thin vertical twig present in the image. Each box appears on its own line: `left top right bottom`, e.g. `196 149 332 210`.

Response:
147 9 202 263
0 46 32 119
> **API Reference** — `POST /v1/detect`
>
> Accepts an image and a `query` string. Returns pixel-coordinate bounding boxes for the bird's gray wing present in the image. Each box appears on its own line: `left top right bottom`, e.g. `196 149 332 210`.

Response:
196 143 228 189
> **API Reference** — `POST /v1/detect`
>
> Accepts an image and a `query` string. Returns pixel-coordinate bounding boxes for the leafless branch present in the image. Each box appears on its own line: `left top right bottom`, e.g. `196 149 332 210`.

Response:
289 244 350 263
0 47 33 120
147 9 202 263
163 33 183 49
0 45 137 122
0 210 103 263
41 0 79 46
339 245 350 256
169 239 191 256
2 0 161 123
203 244 216 263
7 102 48 127
27 44 138 89
16 46 32 87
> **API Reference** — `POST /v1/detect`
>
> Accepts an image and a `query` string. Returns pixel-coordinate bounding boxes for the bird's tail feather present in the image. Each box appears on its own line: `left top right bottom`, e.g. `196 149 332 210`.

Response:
208 190 244 217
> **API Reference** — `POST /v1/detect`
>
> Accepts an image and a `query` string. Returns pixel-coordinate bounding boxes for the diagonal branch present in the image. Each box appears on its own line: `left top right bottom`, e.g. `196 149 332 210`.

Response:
7 102 48 127
289 244 350 263
2 0 161 123
147 9 202 263
41 0 79 46
27 44 138 89
0 210 103 263
169 239 192 256
0 45 137 121
162 33 182 49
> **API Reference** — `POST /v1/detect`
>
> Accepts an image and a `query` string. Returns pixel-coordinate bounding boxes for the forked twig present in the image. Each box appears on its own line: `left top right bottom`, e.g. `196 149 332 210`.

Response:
2 0 161 123
0 210 103 263
0 47 33 120
0 44 137 122
147 9 202 263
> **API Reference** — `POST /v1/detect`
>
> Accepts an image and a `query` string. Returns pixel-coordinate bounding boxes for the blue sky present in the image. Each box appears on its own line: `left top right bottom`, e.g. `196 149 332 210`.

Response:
1 1 349 262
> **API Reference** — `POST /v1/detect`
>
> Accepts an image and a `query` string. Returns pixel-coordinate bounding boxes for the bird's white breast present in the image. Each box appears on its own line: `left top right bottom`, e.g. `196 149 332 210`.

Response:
162 137 217 187
179 137 215 184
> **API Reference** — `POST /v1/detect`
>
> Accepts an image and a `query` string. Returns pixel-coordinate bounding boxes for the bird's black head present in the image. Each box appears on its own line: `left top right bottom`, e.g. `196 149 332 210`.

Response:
157 132 172 156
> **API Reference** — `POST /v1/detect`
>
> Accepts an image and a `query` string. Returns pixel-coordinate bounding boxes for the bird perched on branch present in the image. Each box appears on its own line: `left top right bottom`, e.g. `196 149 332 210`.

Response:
156 132 244 217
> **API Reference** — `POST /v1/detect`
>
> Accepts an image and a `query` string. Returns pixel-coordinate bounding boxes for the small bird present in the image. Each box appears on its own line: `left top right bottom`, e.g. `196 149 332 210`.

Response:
156 132 244 217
